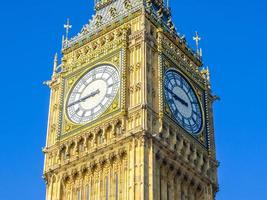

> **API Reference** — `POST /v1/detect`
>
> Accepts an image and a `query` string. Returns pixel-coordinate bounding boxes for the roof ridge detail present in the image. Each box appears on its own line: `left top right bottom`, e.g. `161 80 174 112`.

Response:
63 0 143 49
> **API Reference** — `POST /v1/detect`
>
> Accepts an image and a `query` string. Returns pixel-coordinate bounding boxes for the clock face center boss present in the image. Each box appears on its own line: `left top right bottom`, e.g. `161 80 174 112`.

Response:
67 64 120 124
164 69 203 135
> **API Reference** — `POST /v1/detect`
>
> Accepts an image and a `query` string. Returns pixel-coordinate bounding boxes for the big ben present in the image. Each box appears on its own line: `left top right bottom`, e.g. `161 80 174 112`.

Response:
43 0 219 199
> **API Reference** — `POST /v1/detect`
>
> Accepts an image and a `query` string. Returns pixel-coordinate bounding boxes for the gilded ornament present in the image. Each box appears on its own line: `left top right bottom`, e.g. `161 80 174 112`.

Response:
109 7 118 18
124 0 132 10
95 14 103 27
165 104 171 115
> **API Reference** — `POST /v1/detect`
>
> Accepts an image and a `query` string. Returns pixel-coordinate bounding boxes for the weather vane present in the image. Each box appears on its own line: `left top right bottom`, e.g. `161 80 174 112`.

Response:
193 31 202 58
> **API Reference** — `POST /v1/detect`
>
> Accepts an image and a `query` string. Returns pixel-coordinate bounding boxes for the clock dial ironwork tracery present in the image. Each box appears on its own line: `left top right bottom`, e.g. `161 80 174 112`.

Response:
66 64 120 124
164 69 203 135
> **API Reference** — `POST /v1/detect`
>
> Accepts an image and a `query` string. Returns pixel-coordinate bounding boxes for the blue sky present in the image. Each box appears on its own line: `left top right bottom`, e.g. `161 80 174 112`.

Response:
0 0 266 199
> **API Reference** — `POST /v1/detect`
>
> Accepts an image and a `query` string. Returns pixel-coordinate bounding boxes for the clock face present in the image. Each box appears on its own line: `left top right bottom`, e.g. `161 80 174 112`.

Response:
164 70 203 135
67 64 120 124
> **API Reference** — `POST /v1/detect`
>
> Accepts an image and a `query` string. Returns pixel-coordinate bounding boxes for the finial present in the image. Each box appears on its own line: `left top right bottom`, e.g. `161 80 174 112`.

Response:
193 31 202 58
53 53 58 74
61 35 65 49
64 18 72 42
206 66 210 82
201 66 211 86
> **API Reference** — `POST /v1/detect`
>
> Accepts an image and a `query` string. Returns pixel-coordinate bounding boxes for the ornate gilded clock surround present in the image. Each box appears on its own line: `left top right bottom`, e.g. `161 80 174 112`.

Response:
162 55 208 147
59 49 125 138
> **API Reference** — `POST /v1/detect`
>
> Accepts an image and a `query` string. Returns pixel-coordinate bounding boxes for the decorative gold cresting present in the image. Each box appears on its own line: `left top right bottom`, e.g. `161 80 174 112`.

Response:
95 0 117 11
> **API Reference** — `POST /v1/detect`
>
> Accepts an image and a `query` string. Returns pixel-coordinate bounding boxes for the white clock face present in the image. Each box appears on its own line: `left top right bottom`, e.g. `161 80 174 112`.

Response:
164 70 203 135
67 65 120 124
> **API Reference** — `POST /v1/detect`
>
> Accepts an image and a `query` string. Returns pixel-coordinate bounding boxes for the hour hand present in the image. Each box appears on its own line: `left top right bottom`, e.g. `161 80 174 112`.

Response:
68 89 100 108
172 93 188 107
165 87 188 107
79 89 100 102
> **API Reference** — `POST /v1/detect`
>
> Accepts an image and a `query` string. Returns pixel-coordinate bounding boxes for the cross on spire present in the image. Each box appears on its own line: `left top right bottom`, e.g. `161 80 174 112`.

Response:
64 18 72 41
193 31 202 57
193 31 201 50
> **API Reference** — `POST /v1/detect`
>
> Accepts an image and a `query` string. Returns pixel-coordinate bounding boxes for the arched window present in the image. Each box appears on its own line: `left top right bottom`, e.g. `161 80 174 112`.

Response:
115 121 122 136
78 139 84 153
87 134 93 149
60 146 67 161
106 125 112 140
97 130 104 145
69 142 75 157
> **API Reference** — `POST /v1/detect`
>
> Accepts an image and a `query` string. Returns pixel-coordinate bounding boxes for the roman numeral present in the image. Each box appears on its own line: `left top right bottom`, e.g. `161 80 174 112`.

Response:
193 111 201 117
182 118 185 126
101 67 107 78
108 83 115 88
192 101 198 105
91 71 96 80
174 109 179 116
169 99 175 104
99 103 104 109
106 94 113 98
81 111 86 117
72 91 81 94
191 117 197 124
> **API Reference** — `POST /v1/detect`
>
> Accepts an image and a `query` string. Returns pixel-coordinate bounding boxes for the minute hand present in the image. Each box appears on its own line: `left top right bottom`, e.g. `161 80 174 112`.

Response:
165 87 188 107
68 89 100 108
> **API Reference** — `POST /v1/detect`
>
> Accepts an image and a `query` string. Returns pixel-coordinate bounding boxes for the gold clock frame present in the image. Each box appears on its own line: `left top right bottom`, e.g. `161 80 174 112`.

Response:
60 51 124 137
163 60 207 145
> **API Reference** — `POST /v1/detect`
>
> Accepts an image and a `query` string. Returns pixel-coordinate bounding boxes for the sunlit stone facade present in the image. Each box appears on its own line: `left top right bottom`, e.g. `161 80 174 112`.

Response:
43 0 218 199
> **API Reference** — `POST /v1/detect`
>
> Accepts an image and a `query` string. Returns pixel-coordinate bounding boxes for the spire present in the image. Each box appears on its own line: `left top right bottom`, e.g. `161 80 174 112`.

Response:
61 35 65 50
53 53 58 74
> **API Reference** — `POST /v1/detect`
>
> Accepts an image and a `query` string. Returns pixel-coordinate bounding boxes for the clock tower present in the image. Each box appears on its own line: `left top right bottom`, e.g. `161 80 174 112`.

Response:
43 0 219 200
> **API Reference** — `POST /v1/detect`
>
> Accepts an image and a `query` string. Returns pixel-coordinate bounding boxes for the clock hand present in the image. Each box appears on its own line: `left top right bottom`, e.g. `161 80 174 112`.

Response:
107 81 120 88
68 89 100 108
79 89 100 102
165 87 189 107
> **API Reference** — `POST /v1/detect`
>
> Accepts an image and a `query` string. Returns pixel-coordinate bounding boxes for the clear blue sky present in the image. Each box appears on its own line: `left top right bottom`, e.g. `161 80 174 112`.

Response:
0 0 266 199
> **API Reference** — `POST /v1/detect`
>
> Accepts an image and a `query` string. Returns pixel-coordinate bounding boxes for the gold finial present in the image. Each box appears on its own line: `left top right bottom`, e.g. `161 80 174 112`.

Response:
201 66 211 85
64 18 72 42
206 66 210 82
193 31 202 57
